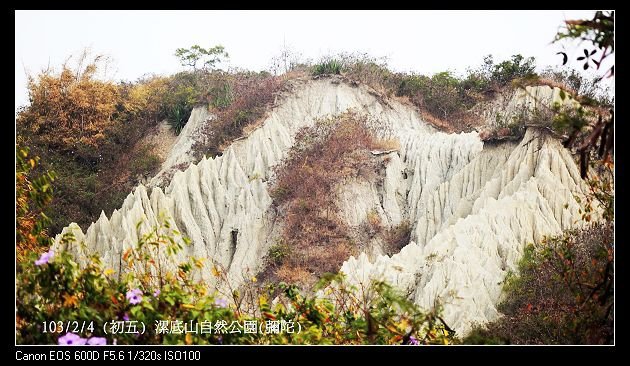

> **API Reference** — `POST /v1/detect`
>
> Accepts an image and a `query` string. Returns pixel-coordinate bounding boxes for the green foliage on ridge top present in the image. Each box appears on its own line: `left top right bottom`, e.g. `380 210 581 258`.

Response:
175 45 229 71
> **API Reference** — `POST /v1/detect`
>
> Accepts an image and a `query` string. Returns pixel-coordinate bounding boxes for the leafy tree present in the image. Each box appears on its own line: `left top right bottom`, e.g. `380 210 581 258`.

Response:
17 53 120 164
427 72 462 119
16 52 163 233
174 45 229 70
394 72 463 120
488 54 536 86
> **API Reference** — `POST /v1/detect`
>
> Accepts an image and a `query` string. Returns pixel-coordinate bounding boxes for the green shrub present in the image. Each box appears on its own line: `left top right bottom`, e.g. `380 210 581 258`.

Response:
312 59 344 75
551 105 590 136
268 241 291 265
159 72 204 134
396 74 430 97
269 185 291 204
488 54 537 87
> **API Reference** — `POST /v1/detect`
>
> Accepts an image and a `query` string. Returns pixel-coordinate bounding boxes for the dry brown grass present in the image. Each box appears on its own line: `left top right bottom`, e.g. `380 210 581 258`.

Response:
371 138 400 151
280 66 310 81
264 113 389 287
420 110 455 132
276 264 315 287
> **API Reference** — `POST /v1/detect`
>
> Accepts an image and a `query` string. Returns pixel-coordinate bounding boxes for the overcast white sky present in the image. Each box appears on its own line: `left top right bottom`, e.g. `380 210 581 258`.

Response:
15 10 602 111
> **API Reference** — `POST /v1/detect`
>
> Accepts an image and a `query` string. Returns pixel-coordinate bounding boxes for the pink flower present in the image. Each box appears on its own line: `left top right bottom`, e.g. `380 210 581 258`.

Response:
35 250 54 266
153 289 161 297
86 337 107 345
214 298 228 308
126 289 143 305
58 333 87 345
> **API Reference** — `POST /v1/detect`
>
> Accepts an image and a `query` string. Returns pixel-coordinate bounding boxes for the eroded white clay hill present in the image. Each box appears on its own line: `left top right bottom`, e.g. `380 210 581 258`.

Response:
53 78 586 335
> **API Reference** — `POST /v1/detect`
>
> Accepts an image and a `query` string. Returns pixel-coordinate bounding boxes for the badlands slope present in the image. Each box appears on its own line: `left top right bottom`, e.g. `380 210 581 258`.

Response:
53 78 586 335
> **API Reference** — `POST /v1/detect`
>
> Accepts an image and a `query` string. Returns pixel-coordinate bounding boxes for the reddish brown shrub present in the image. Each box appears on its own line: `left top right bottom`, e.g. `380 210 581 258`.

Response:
265 113 393 287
